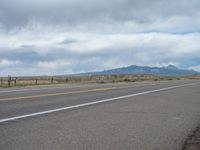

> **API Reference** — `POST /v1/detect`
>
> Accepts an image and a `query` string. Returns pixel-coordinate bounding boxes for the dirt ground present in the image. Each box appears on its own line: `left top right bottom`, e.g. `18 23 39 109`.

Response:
183 127 200 150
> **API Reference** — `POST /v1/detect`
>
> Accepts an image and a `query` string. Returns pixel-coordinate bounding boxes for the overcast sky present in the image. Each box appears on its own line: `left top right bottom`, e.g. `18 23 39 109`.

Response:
0 0 200 76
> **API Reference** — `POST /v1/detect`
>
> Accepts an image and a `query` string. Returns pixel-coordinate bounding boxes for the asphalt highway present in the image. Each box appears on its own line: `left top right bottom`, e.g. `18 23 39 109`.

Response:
0 80 200 150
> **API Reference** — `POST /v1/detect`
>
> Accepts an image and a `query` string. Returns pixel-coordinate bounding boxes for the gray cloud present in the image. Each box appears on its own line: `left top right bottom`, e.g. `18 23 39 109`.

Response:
0 0 200 76
1 32 200 76
0 0 200 31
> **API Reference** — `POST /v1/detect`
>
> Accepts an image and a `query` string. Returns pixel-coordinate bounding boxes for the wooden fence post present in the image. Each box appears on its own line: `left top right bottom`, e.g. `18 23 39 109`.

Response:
0 78 2 87
51 77 54 84
66 77 68 83
14 78 17 86
35 78 38 85
8 75 11 87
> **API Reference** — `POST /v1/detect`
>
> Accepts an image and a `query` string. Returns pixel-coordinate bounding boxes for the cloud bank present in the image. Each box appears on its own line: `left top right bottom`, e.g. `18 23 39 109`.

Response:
0 0 200 76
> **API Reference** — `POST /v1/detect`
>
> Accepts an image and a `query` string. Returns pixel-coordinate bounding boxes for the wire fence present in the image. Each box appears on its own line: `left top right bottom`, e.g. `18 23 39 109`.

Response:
0 76 93 87
0 74 199 88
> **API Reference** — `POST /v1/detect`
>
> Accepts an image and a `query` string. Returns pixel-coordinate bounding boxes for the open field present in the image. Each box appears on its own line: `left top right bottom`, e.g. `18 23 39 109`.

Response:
1 74 200 88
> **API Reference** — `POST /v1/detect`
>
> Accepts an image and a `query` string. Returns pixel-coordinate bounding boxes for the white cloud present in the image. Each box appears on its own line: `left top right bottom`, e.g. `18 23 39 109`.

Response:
0 30 200 76
0 59 21 67
189 65 200 72
36 60 72 70
0 0 200 75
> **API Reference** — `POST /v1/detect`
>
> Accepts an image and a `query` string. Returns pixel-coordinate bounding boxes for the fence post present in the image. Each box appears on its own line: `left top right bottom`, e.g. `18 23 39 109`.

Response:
66 77 68 83
0 78 2 87
14 78 17 87
8 75 11 87
51 77 54 84
35 78 38 85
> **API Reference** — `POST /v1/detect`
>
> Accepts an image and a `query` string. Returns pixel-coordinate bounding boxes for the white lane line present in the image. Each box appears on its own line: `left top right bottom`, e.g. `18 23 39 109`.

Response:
0 82 199 123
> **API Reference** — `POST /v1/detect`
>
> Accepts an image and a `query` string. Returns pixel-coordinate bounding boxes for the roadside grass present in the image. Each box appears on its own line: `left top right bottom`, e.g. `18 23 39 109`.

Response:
0 74 199 88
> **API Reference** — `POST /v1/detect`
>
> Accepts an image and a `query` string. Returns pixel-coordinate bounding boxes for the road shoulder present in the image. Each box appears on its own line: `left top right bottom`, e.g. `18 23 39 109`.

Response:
183 126 200 150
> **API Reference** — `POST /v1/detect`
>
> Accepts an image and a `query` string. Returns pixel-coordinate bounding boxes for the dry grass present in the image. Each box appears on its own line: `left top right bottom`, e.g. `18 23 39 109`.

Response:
0 74 199 88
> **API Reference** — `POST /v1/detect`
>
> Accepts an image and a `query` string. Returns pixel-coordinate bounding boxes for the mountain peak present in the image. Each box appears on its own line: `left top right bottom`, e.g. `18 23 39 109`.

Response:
79 65 199 76
165 65 178 69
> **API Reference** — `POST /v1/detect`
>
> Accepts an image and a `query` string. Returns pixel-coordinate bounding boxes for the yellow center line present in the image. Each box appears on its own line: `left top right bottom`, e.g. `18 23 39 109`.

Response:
0 82 161 102
0 87 116 101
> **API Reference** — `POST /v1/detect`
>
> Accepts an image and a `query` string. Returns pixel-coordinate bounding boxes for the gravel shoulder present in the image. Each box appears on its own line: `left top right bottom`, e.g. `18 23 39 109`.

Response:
183 127 200 150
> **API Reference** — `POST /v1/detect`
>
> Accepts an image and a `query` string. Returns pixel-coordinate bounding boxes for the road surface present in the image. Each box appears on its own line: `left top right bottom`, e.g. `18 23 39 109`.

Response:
0 80 200 150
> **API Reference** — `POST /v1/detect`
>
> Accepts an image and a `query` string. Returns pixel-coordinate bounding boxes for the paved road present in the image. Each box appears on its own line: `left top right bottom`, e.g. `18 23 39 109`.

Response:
0 80 200 150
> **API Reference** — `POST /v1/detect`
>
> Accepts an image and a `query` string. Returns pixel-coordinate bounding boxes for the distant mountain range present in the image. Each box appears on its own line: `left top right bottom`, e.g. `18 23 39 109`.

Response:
80 65 199 76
